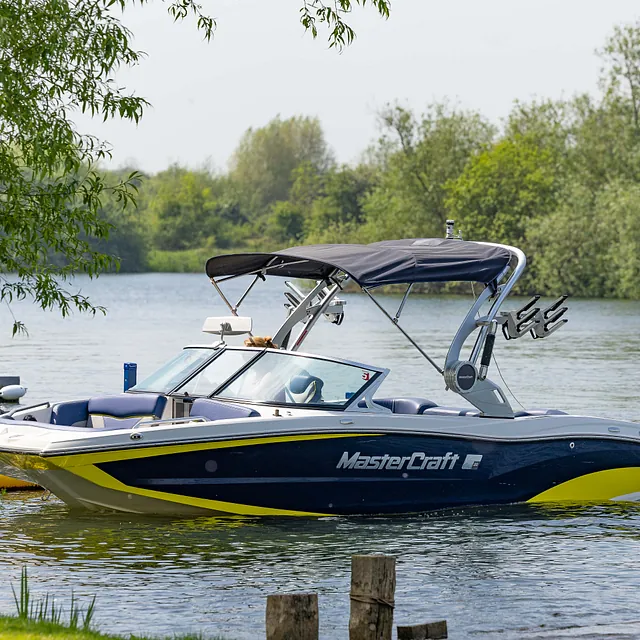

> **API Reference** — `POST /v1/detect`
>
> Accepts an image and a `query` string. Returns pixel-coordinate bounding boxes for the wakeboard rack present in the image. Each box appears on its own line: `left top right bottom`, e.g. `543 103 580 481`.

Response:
498 295 569 340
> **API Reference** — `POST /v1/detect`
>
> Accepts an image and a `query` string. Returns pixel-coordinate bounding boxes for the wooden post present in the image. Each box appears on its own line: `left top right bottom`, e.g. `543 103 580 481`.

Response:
265 593 319 640
397 620 448 639
349 555 396 640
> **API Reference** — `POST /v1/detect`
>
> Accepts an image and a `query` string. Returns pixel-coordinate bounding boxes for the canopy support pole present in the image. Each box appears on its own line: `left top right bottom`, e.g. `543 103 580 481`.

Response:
210 277 254 338
210 278 237 316
394 284 413 322
362 288 444 376
234 273 263 311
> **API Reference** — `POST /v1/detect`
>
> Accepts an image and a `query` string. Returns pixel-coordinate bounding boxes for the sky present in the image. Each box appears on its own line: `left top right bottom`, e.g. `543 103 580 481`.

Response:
80 0 640 174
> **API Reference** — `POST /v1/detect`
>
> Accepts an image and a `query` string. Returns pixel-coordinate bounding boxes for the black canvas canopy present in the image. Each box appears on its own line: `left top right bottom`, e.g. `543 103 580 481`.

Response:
205 239 514 288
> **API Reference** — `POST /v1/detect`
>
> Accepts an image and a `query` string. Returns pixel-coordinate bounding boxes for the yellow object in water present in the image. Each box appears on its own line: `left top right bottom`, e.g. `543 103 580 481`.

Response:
0 474 36 490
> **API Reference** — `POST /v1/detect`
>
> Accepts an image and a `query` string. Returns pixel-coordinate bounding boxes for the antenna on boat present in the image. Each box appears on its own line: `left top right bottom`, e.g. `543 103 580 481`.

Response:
445 220 463 240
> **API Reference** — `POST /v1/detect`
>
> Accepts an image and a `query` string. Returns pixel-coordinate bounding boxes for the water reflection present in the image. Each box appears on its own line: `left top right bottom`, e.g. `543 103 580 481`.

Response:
3 493 640 638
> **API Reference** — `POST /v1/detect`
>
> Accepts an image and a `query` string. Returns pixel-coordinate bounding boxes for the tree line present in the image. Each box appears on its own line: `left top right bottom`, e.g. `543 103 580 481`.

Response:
101 22 640 299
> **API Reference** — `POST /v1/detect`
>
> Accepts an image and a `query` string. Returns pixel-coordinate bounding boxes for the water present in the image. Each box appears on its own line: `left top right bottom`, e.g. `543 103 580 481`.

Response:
1 274 640 638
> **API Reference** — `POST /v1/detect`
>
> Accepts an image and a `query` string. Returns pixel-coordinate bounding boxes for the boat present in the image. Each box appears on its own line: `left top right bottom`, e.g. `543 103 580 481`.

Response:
1 222 639 516
0 378 36 490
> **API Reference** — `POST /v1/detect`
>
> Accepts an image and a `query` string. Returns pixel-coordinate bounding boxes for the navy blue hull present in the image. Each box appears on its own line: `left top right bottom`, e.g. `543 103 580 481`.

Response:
98 434 640 514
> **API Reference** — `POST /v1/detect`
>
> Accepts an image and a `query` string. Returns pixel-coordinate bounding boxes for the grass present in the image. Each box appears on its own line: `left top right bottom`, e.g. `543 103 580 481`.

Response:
11 568 96 631
0 618 225 639
2 569 229 640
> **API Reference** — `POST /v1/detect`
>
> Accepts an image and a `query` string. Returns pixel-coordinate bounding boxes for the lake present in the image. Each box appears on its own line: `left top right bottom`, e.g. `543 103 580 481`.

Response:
1 274 640 639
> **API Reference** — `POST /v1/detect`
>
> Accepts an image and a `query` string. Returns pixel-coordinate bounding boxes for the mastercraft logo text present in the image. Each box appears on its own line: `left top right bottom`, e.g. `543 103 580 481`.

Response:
336 452 483 471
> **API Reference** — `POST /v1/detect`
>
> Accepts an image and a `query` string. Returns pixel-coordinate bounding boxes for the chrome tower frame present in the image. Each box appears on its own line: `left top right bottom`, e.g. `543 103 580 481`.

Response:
207 239 554 419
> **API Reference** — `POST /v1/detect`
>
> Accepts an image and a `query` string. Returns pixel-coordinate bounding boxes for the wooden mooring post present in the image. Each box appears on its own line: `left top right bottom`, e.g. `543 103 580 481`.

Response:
349 554 396 640
397 620 448 639
264 555 447 639
265 593 319 640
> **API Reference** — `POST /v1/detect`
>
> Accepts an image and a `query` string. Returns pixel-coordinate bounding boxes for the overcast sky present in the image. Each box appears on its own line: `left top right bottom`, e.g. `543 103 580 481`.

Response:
81 0 640 174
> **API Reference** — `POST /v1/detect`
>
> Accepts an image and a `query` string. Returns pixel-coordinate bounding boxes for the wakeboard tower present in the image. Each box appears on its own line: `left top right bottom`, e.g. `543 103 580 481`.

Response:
0 221 638 516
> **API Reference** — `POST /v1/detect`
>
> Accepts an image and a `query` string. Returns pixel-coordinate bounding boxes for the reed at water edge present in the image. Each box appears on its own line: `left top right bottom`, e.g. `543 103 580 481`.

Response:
0 568 231 640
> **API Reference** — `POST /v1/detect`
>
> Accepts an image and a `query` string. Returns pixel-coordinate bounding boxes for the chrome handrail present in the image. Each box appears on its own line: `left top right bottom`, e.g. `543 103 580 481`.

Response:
134 416 209 428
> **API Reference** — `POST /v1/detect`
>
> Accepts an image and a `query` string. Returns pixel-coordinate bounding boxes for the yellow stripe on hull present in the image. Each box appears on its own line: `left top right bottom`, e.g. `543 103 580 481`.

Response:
2 432 380 515
48 432 379 468
0 474 37 490
528 467 640 503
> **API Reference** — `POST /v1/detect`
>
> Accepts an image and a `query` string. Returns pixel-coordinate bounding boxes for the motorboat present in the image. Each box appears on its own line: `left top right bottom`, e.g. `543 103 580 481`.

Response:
1 222 639 516
0 377 35 490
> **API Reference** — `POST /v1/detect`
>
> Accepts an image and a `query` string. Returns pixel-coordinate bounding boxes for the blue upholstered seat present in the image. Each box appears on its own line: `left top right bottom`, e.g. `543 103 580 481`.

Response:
51 394 167 428
190 398 259 422
358 397 438 414
88 394 167 428
286 374 324 404
51 399 90 427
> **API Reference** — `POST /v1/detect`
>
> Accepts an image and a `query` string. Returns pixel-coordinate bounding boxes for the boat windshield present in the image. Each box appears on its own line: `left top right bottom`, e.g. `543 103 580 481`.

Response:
131 348 215 393
175 349 260 397
214 351 379 408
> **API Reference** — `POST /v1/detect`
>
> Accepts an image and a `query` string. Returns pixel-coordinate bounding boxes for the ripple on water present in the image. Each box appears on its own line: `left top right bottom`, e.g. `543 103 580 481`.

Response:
2 495 640 639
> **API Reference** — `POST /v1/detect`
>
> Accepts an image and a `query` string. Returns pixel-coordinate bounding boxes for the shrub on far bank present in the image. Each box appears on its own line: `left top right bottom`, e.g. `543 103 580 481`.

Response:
147 249 212 273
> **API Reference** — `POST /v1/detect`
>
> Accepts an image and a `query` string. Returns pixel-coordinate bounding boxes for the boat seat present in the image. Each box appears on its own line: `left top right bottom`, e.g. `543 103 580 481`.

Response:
190 398 259 421
421 406 480 417
515 409 568 417
286 373 324 404
51 399 90 427
358 397 438 414
51 394 167 428
88 394 167 428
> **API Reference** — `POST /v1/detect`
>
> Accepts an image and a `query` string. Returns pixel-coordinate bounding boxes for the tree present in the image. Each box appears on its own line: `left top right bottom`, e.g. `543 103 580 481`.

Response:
0 0 391 334
147 166 217 251
265 201 306 245
527 181 640 299
569 94 640 190
445 134 561 246
91 171 149 273
360 104 494 241
300 0 390 49
600 19 640 134
229 116 334 215
304 164 378 243
0 0 213 334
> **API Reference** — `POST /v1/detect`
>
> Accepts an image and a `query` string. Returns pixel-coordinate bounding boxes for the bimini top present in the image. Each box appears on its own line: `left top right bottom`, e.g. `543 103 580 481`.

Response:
205 238 515 288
